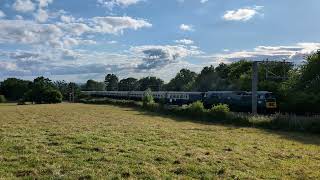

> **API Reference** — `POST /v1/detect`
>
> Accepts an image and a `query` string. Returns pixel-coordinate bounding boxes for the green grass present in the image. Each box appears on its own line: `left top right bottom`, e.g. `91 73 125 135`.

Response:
0 103 320 179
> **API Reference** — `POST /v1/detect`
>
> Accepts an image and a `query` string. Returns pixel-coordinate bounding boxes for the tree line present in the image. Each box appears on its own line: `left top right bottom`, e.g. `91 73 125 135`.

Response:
0 51 319 113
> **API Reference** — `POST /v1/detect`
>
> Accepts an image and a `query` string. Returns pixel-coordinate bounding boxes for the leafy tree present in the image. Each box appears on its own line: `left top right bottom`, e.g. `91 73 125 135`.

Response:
84 80 105 91
215 63 231 79
194 65 230 91
54 80 68 100
105 74 119 91
23 77 62 104
0 78 31 101
228 60 252 80
166 69 197 91
299 51 320 92
43 89 63 104
67 82 82 101
138 77 164 91
118 78 138 91
279 51 320 113
54 81 82 101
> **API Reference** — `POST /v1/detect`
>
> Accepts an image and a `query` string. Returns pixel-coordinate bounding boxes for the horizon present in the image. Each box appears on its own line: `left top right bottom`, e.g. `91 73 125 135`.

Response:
1 0 320 83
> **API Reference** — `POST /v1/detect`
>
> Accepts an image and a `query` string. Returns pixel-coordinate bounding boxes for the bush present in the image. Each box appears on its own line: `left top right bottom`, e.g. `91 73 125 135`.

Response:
209 104 230 119
43 89 63 103
142 89 155 107
0 95 6 103
186 101 205 116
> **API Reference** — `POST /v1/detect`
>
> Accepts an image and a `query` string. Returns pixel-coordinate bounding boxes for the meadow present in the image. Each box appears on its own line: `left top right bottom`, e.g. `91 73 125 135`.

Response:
0 103 320 179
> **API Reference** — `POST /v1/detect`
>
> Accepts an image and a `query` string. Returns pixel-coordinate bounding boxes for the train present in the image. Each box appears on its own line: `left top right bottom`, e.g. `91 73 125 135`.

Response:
82 90 277 113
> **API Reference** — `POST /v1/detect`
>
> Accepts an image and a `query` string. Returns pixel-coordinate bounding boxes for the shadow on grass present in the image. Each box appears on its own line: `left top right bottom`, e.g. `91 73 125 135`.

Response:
85 103 320 146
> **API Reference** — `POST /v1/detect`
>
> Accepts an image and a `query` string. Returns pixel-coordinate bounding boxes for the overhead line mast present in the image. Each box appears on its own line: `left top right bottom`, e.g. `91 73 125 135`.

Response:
251 60 293 114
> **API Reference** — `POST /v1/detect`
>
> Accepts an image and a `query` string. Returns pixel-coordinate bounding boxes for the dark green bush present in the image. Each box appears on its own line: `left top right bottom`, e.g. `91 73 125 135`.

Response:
43 89 63 104
0 95 6 103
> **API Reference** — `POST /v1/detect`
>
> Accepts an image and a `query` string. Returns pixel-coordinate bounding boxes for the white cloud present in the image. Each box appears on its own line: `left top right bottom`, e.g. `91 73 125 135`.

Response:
223 6 263 21
177 0 208 4
60 15 76 23
180 24 194 31
91 16 152 34
97 0 142 9
130 45 202 69
15 15 24 20
207 42 320 64
175 39 194 45
108 40 118 44
36 0 53 8
13 0 36 13
0 20 63 47
200 0 208 3
34 9 49 22
0 10 6 19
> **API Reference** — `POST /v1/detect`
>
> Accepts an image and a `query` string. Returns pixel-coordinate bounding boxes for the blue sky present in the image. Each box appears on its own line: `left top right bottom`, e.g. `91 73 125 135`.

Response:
0 0 320 82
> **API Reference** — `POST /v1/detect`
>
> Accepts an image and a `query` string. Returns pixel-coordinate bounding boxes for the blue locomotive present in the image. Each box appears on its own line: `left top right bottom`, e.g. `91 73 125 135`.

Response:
82 91 277 113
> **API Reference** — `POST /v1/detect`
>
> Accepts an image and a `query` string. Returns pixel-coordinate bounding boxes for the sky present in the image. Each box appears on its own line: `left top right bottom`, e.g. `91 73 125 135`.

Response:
0 0 320 82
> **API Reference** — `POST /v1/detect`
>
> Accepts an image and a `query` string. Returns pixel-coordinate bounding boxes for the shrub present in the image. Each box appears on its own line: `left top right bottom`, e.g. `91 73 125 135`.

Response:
142 89 155 107
209 104 230 119
0 95 6 103
186 101 205 116
43 89 63 103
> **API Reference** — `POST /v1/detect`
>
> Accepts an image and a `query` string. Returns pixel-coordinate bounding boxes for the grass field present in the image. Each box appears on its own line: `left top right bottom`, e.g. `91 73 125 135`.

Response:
0 103 320 179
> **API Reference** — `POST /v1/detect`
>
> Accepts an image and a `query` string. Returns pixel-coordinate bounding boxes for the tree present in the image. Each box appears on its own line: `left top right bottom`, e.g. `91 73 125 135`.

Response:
137 77 164 91
43 89 63 104
166 69 197 91
279 51 320 113
215 63 230 79
194 65 230 91
84 80 105 91
299 51 320 92
118 78 138 91
105 74 119 91
54 80 68 100
23 77 62 104
0 78 31 101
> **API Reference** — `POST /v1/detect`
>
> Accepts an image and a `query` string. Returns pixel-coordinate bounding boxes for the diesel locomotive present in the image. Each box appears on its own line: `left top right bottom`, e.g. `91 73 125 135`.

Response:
82 91 277 113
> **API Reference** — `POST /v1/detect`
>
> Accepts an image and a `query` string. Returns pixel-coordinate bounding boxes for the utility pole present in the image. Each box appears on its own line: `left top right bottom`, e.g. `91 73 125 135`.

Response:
252 61 258 115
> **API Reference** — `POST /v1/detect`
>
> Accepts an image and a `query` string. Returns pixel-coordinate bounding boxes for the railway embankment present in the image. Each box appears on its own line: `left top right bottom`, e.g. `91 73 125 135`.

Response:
80 98 320 134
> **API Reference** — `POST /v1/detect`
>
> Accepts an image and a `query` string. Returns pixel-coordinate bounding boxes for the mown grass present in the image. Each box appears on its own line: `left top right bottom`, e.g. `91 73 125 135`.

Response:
0 103 320 179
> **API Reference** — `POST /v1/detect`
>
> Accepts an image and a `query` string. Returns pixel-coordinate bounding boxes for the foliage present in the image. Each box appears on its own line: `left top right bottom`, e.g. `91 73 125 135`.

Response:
0 78 31 101
105 74 119 91
210 104 230 119
142 89 155 107
83 80 105 91
22 77 63 104
0 95 6 103
186 101 205 116
138 76 164 91
299 51 320 92
118 77 138 91
166 69 197 91
43 89 63 104
279 51 320 113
